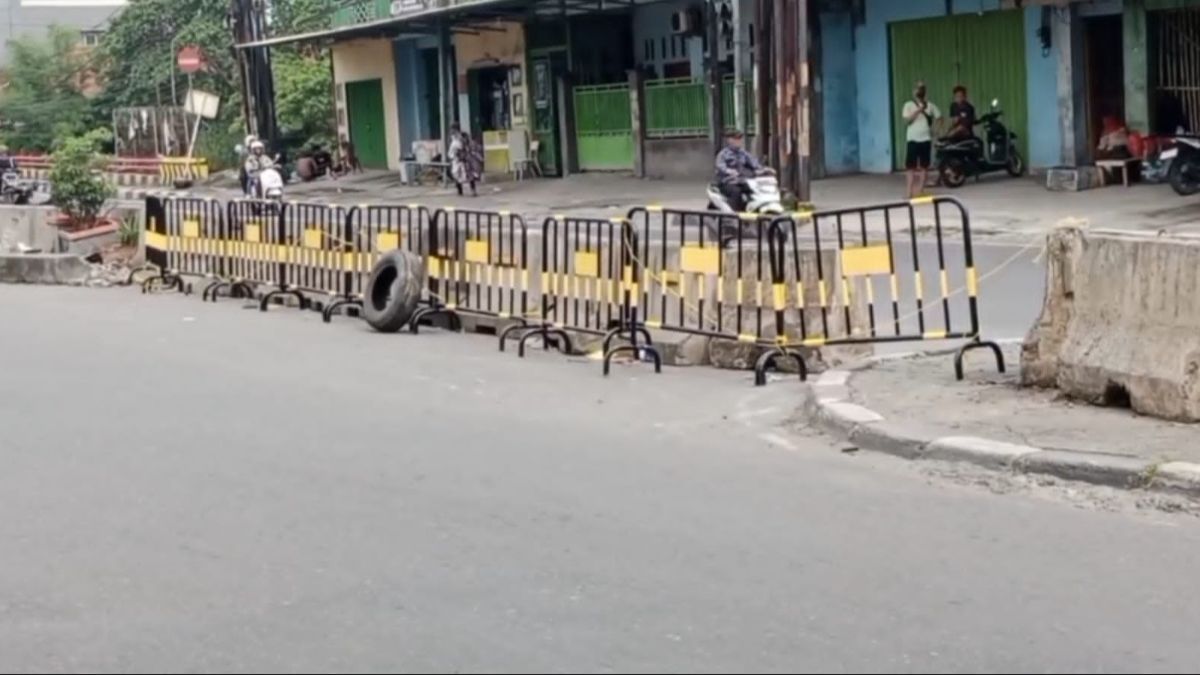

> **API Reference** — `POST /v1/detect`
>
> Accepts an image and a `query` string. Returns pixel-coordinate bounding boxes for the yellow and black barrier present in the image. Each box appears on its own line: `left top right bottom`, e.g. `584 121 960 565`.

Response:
324 204 432 322
141 195 226 295
757 195 1005 385
160 157 210 184
624 207 782 348
498 215 660 374
409 207 531 333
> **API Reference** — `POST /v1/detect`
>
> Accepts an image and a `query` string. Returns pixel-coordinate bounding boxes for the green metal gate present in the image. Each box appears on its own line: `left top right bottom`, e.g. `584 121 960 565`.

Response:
345 78 389 169
889 11 1028 171
573 83 633 171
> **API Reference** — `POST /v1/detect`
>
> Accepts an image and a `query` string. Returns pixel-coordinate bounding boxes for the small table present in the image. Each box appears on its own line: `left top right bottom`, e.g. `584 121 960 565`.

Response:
1096 158 1139 187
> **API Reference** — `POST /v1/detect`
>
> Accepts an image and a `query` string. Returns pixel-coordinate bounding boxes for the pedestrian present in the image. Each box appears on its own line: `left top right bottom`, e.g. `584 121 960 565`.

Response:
449 123 482 197
947 85 976 141
902 80 941 199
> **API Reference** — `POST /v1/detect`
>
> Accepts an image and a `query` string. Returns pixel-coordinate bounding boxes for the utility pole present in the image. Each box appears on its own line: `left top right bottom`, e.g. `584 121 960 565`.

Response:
732 0 745 134
754 0 771 162
706 0 724 155
772 0 811 203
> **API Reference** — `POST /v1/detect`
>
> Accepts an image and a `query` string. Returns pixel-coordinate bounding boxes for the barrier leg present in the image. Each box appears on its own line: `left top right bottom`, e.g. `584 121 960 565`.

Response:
498 319 531 352
603 343 662 376
323 297 363 324
141 271 185 295
954 339 1007 381
516 326 574 358
259 286 308 312
754 347 809 387
409 305 462 334
601 325 655 353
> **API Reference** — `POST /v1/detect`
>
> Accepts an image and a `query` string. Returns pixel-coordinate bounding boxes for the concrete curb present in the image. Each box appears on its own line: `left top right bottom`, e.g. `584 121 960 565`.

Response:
803 369 1198 498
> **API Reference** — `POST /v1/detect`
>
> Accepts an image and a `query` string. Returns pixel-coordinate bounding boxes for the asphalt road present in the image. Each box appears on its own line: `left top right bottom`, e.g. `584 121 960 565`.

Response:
2 286 1198 673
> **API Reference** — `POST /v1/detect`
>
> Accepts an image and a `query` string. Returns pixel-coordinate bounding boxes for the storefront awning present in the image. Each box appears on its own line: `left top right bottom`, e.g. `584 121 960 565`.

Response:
236 0 671 50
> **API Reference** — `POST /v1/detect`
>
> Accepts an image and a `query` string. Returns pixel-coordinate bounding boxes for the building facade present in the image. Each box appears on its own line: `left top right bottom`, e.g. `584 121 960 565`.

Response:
245 0 1200 178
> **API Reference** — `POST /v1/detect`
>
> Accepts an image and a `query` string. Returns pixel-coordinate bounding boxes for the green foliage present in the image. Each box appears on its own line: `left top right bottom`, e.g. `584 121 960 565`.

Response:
49 130 116 227
118 214 141 246
274 50 335 149
0 27 95 152
94 0 238 116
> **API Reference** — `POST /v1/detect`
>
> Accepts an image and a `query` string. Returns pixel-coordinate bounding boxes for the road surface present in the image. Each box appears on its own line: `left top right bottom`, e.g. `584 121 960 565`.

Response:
1 286 1197 673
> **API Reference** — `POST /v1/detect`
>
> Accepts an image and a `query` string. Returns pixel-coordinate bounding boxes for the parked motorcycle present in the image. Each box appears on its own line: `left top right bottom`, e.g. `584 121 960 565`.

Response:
936 99 1025 188
1161 136 1200 196
1 171 36 205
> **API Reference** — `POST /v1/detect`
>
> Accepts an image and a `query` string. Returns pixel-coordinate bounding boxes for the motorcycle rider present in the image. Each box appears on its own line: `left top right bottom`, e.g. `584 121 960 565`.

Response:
714 130 764 213
243 140 275 198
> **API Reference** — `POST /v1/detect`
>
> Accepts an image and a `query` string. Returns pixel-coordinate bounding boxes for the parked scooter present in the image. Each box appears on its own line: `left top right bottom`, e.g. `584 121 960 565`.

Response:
0 171 36 205
1161 136 1200 196
936 99 1025 188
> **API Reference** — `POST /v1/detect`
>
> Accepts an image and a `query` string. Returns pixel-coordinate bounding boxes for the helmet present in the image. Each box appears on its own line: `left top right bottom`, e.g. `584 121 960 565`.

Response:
250 140 265 153
244 134 257 147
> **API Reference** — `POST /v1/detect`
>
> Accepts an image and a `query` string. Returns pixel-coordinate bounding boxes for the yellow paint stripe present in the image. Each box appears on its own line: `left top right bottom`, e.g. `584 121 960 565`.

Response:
889 274 900 302
939 270 950 299
795 282 805 308
738 334 757 343
802 337 827 347
773 283 786 309
645 319 663 328
966 267 979 297
914 271 925 300
818 280 828 308
910 195 935 205
924 330 948 340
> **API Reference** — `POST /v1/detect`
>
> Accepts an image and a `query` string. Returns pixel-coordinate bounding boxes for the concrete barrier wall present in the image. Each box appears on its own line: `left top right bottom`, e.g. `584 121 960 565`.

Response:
1022 227 1200 422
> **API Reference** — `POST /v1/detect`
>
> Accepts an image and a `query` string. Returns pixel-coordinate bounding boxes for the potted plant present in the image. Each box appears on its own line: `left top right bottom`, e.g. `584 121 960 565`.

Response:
48 129 115 232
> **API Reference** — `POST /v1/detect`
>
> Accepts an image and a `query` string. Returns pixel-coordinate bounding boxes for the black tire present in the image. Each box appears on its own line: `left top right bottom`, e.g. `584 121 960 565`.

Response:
1005 149 1025 177
1169 159 1200 196
363 250 425 333
940 158 968 188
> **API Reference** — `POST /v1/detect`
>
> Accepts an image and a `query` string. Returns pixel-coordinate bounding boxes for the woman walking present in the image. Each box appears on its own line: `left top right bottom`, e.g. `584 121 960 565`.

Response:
449 124 482 197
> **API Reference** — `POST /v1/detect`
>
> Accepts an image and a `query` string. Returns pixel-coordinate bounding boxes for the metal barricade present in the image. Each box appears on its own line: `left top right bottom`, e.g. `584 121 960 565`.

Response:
141 196 225 294
760 195 1005 384
498 215 660 374
325 204 432 322
267 201 352 311
624 207 782 349
220 199 285 302
411 207 531 333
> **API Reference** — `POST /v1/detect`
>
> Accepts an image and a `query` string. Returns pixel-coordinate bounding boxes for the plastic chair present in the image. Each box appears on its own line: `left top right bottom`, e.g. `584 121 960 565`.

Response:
508 128 534 180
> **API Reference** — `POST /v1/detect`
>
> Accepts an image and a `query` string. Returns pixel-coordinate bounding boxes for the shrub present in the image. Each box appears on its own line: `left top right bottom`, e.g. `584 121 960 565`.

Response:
49 129 115 228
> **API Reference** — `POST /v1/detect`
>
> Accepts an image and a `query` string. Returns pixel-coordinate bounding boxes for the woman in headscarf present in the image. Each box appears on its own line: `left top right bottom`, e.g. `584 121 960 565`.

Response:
448 123 483 197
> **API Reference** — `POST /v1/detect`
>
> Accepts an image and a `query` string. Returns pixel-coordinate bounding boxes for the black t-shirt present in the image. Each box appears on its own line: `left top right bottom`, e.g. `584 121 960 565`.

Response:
949 101 976 131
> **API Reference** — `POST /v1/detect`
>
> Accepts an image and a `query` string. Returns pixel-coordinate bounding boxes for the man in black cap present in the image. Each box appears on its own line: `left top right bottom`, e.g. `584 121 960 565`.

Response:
714 130 764 213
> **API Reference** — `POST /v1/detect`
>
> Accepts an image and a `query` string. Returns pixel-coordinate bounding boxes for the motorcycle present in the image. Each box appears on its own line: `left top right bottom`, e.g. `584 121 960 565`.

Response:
1161 136 1200 196
1 170 36 205
704 169 785 246
936 99 1025 188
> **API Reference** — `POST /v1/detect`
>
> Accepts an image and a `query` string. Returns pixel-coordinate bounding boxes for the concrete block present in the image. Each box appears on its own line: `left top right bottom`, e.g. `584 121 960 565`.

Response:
925 436 1040 470
0 253 91 284
1023 228 1200 421
1017 450 1152 489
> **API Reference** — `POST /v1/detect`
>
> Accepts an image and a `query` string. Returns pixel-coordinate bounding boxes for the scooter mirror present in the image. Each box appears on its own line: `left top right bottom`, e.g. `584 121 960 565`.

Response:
991 99 1000 109
234 144 244 155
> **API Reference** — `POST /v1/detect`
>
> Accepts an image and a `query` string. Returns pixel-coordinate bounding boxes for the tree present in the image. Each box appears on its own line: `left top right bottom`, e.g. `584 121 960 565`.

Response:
0 27 95 152
274 50 334 149
49 129 116 228
94 0 238 114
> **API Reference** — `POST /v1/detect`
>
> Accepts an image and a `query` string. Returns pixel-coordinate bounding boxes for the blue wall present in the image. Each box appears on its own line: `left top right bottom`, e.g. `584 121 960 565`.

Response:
394 39 420 153
827 0 1067 174
1023 8 1061 169
820 11 858 175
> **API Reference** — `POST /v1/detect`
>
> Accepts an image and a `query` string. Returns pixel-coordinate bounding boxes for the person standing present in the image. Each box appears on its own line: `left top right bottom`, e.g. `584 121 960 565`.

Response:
902 80 941 199
448 124 482 197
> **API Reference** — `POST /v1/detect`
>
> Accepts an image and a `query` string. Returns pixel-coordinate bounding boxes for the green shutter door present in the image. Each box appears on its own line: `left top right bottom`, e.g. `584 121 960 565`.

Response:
889 12 1028 171
573 83 634 171
345 79 388 169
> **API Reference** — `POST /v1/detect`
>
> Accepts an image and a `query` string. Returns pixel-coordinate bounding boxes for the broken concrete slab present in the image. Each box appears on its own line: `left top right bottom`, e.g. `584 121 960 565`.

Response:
0 253 93 285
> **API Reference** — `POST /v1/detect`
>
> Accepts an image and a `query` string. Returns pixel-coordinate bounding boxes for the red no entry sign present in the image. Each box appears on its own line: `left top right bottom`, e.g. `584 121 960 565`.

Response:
177 45 205 74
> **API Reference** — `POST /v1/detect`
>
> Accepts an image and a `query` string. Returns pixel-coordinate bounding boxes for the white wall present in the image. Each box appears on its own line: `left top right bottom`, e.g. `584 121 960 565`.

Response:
332 38 402 171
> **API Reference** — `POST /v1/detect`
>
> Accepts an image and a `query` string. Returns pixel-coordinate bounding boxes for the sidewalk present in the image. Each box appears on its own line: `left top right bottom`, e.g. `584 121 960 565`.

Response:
131 170 1200 239
803 343 1200 497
